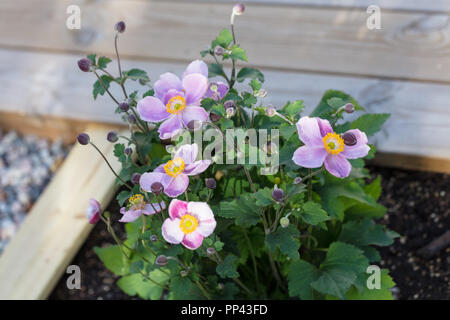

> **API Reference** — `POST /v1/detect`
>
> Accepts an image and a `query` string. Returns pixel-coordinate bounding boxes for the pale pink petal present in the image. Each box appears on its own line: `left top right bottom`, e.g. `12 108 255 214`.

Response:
173 143 198 164
158 115 184 140
182 231 204 250
296 116 327 147
317 118 333 137
139 172 165 192
162 218 184 244
182 74 208 105
182 106 208 127
119 208 143 222
154 73 182 100
162 174 189 197
137 96 170 123
342 129 370 159
143 201 166 215
205 81 229 100
292 145 327 168
161 89 185 105
86 198 101 224
183 60 208 79
187 202 216 237
168 199 188 219
153 164 166 173
183 160 211 176
324 153 352 178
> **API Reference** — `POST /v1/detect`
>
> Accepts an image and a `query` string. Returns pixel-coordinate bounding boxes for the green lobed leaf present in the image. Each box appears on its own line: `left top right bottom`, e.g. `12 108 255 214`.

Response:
301 201 330 226
214 28 233 48
218 194 261 227
94 245 129 276
350 113 390 136
216 254 240 279
288 259 321 300
236 67 265 82
93 75 113 99
97 56 112 69
229 45 247 62
338 218 398 247
345 269 395 300
265 224 300 260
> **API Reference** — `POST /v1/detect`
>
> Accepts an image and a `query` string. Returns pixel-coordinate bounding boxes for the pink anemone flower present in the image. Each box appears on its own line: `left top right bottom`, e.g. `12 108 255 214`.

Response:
119 194 166 223
86 198 101 224
140 143 211 198
205 81 229 101
162 199 216 250
292 116 370 178
137 60 209 140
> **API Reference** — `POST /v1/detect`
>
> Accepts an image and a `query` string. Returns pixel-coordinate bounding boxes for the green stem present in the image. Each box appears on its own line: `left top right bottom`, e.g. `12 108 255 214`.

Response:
243 229 260 296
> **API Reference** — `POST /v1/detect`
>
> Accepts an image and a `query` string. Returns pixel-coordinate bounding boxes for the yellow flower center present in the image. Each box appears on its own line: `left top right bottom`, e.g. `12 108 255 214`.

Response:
323 132 344 155
128 194 145 209
179 214 199 234
164 157 185 178
166 95 186 115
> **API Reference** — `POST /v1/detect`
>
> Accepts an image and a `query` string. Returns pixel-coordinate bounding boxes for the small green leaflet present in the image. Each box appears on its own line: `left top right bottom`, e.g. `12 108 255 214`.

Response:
236 67 265 83
350 113 390 136
97 56 112 69
93 75 113 99
218 194 261 227
216 254 240 278
94 245 129 276
300 201 330 226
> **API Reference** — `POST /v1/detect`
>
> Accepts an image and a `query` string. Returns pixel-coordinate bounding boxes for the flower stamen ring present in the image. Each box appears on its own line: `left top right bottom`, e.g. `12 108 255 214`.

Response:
166 95 186 115
164 157 186 178
323 132 344 155
179 214 199 234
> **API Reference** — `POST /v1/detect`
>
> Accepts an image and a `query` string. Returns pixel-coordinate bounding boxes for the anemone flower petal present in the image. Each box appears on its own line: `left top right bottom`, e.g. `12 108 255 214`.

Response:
173 143 198 164
119 208 144 223
342 129 370 159
183 160 211 176
182 73 208 105
182 106 208 127
139 172 165 192
154 73 182 100
137 96 170 123
162 218 184 244
143 202 166 215
324 153 352 178
182 231 204 250
296 116 328 147
292 145 327 168
162 174 189 197
182 60 208 79
168 199 188 219
158 115 183 140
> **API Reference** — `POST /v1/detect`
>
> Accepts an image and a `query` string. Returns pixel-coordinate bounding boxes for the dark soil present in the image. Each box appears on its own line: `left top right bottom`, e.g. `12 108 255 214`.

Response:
49 167 449 300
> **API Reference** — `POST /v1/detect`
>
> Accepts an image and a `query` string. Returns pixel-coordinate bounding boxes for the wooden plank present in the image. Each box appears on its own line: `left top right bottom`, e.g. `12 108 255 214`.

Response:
1 48 449 165
0 1 450 82
0 124 123 299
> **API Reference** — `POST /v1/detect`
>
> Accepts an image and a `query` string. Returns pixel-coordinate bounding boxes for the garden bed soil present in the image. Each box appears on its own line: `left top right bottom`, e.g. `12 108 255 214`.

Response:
49 166 449 300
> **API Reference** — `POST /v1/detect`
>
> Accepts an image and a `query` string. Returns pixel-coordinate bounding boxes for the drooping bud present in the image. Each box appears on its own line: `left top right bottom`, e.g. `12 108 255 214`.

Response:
266 107 276 117
205 178 217 189
155 255 168 266
86 198 101 224
107 131 118 143
233 3 245 15
206 247 216 256
127 114 137 124
124 147 132 155
272 187 284 202
294 177 303 184
280 217 290 228
151 182 164 195
114 21 126 33
210 112 221 122
150 234 158 242
342 132 357 146
77 58 92 72
119 102 130 112
77 133 90 145
344 103 355 114
214 46 224 56
131 173 141 185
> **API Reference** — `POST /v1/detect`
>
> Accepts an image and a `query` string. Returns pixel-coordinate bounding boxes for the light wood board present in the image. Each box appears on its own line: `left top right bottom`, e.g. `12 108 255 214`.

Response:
0 125 123 299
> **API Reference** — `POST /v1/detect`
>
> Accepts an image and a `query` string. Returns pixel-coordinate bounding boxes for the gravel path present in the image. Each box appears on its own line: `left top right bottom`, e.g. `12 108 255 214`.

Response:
49 166 449 300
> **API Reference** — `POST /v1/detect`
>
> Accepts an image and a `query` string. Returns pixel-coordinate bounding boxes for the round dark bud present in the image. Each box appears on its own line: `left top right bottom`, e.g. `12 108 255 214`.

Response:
210 112 221 122
124 147 132 155
119 102 130 112
127 114 137 124
214 46 224 56
344 103 355 114
77 58 92 72
155 255 168 266
114 21 126 33
233 3 245 15
293 177 303 184
272 188 284 202
206 247 216 255
131 173 141 185
106 131 118 143
151 182 164 195
342 132 357 146
224 100 236 109
77 133 90 145
150 234 158 242
205 178 217 189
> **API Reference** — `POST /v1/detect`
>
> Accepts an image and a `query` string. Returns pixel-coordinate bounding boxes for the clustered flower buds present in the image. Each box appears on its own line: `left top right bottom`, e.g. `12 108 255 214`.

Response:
205 178 217 189
77 58 92 72
342 132 357 146
155 255 168 266
115 21 126 33
127 114 137 124
151 182 164 195
210 112 221 122
77 133 90 145
107 131 118 143
224 100 236 118
214 46 224 56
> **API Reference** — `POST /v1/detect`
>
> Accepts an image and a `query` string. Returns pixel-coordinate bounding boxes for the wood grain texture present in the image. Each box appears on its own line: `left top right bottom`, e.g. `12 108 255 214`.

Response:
0 125 123 299
1 48 449 170
0 0 449 82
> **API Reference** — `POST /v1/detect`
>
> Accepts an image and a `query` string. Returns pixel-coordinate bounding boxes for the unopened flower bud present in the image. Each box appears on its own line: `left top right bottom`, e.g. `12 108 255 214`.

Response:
131 173 141 185
224 101 236 118
119 102 130 112
233 3 245 15
206 247 216 255
344 103 355 114
150 234 158 242
127 114 136 124
294 177 303 184
280 217 290 228
209 83 219 93
180 270 189 277
272 188 284 202
215 170 224 181
155 255 168 266
151 182 164 195
86 198 101 224
274 177 281 185
77 58 92 72
214 46 224 56
77 133 90 145
210 112 221 122
124 147 132 155
342 132 357 146
115 21 126 33
205 178 217 189
266 107 276 117
257 89 267 98
107 131 118 143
